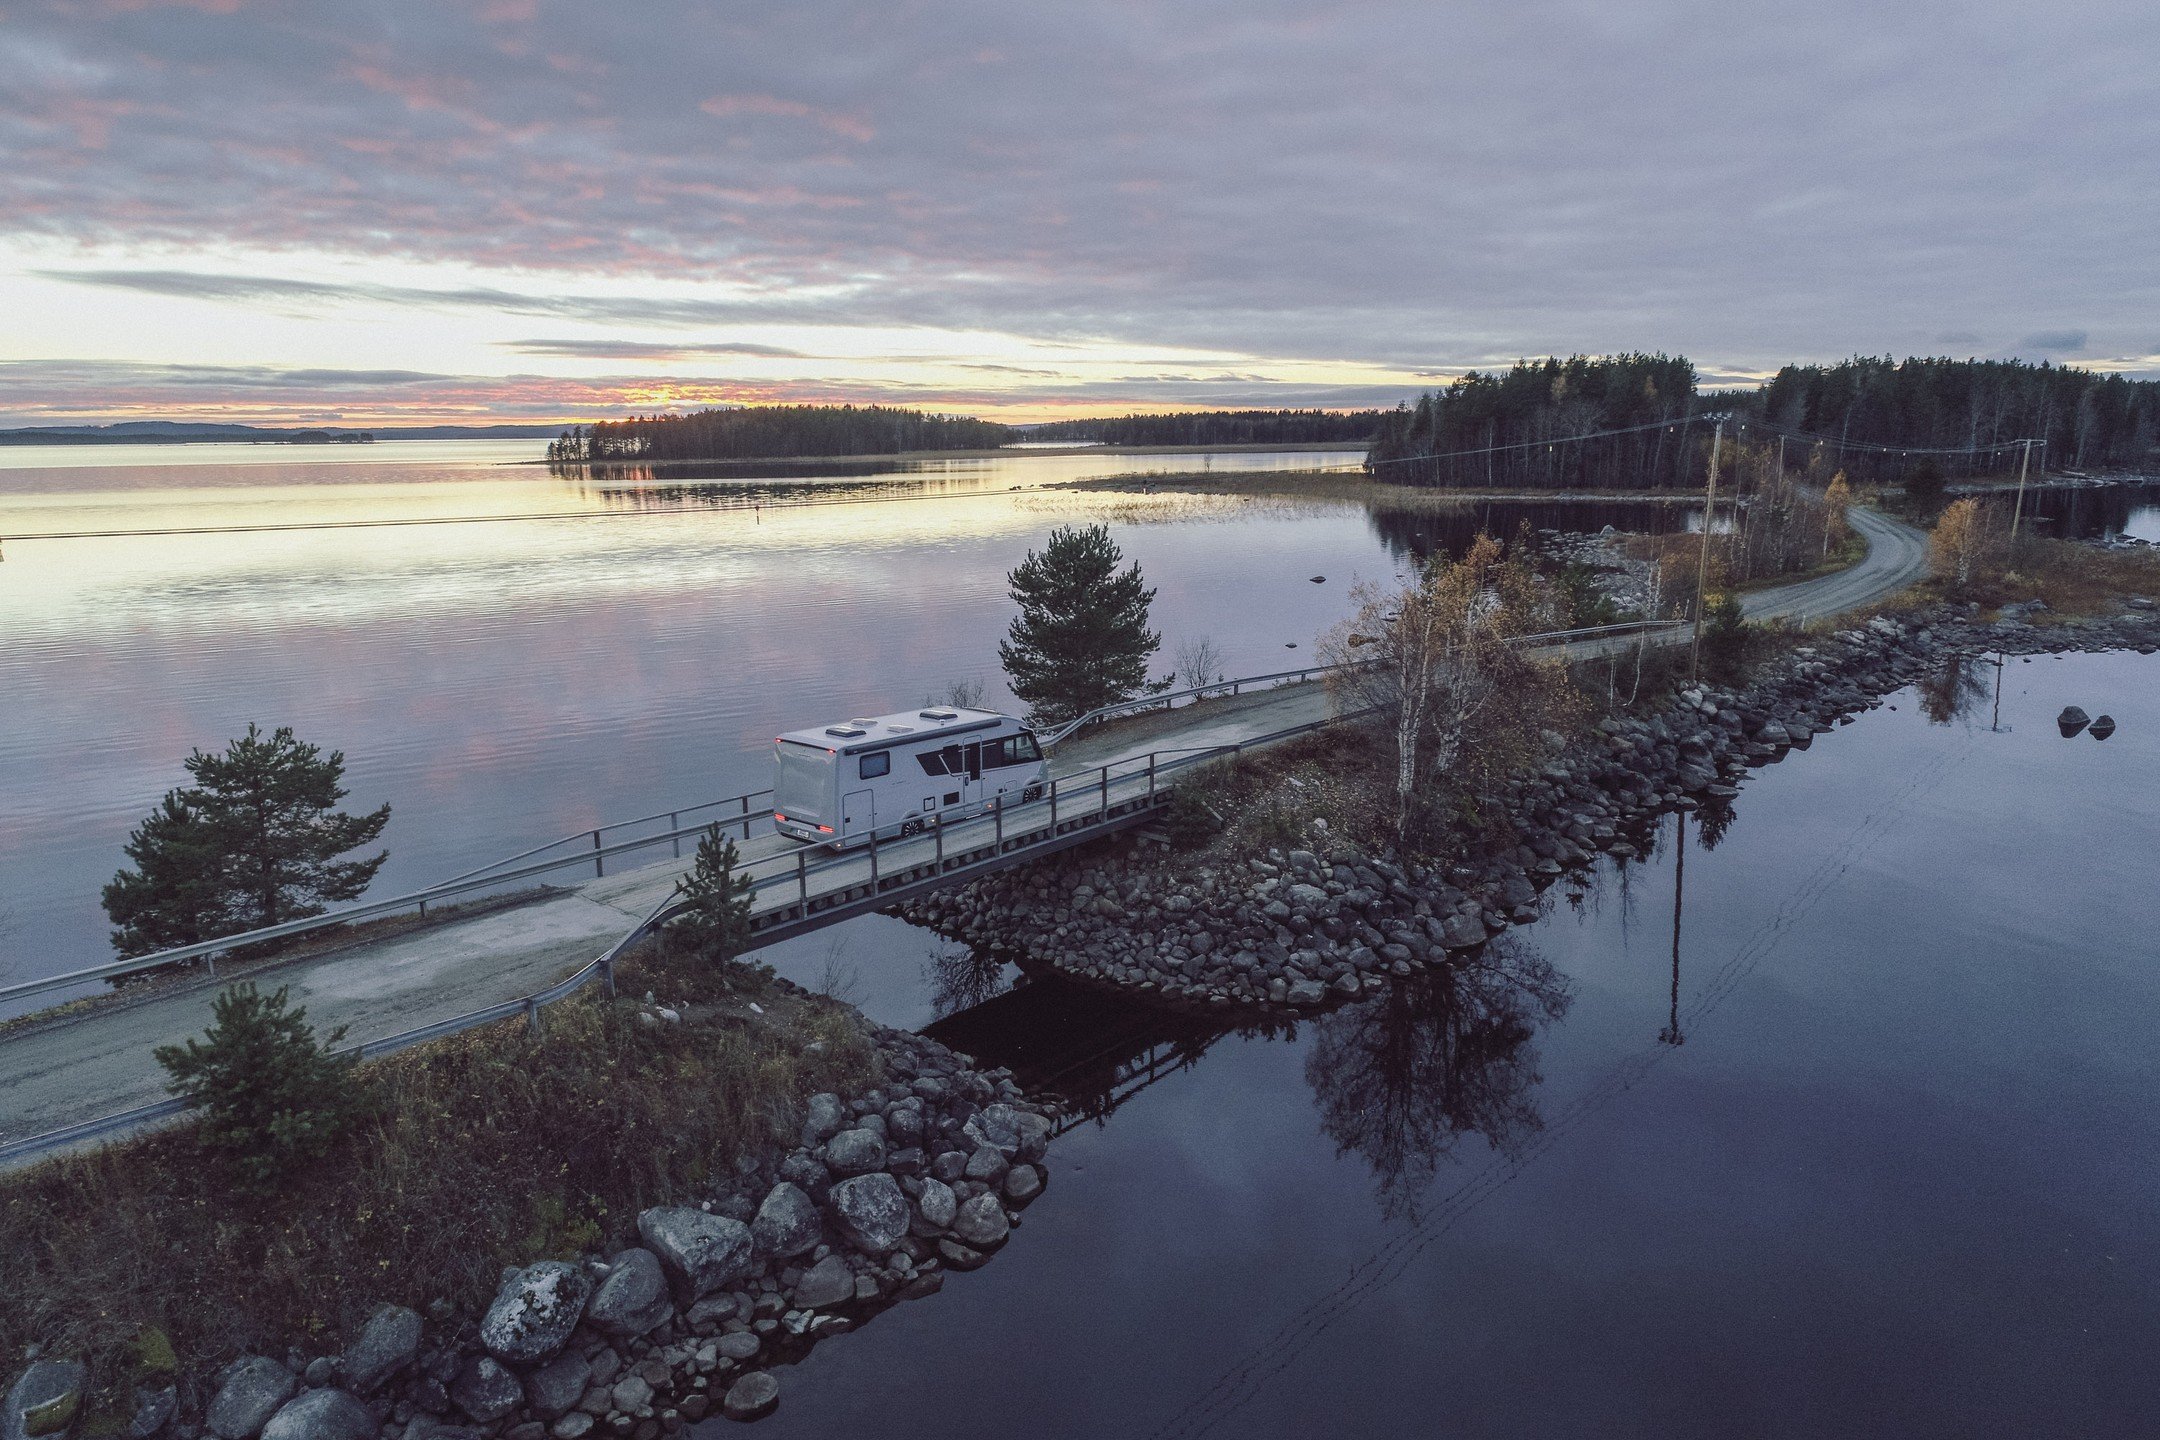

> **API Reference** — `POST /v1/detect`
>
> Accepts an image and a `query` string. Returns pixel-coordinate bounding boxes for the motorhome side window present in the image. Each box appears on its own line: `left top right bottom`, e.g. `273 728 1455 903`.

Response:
859 752 890 779
992 735 1042 767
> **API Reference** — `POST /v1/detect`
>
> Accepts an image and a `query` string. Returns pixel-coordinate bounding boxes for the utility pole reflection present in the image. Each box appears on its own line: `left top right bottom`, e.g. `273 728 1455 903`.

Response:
1660 808 1685 1046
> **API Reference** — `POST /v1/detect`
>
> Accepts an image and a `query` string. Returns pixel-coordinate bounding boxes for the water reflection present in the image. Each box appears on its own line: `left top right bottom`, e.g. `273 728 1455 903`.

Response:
1306 937 1572 1220
1920 652 1996 725
1363 497 1706 566
2011 481 2160 543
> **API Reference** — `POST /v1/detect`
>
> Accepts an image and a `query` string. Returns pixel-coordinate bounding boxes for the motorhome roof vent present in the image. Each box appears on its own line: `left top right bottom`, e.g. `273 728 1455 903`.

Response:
919 708 960 721
825 724 868 738
888 725 913 734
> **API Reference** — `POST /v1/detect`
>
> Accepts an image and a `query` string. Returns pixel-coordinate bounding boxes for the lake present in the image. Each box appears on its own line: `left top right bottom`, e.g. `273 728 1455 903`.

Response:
729 646 2160 1439
1 440 1719 996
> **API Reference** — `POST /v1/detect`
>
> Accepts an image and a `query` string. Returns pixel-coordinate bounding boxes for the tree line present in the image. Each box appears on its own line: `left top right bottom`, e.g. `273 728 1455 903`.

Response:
1367 353 2160 491
1365 354 1702 490
1025 409 1384 447
1757 356 2160 478
547 405 1010 463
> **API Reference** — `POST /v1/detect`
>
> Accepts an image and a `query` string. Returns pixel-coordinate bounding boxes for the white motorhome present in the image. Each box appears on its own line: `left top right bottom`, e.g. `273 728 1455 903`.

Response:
772 707 1048 848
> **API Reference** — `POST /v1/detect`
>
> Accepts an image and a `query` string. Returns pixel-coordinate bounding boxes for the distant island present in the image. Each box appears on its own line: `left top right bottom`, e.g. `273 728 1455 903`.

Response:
0 421 570 445
547 404 1385 464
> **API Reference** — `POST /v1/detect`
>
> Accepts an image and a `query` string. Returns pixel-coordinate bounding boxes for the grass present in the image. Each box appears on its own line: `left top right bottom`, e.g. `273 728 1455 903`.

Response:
0 938 875 1420
1922 535 2160 619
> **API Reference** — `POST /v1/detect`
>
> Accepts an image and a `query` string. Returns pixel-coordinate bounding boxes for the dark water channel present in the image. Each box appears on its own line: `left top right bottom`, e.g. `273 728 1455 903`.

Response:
732 647 2160 1438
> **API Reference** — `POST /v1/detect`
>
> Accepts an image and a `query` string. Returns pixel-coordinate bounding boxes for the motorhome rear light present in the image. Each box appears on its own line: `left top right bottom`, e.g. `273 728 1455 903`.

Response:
818 824 834 833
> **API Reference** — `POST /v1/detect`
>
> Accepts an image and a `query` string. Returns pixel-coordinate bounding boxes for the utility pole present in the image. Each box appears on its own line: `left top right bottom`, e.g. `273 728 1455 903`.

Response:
2008 437 2034 541
1689 416 1725 683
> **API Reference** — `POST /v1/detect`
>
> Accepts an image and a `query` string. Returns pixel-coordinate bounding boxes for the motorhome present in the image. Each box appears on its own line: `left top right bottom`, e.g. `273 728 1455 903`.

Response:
772 707 1048 848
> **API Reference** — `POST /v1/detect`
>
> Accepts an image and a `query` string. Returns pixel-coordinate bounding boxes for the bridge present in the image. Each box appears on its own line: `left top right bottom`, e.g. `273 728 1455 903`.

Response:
0 505 1926 1166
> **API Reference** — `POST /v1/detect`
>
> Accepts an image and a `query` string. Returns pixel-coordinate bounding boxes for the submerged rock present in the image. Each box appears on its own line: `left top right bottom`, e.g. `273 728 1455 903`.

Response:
2089 714 2117 740
2058 704 2091 736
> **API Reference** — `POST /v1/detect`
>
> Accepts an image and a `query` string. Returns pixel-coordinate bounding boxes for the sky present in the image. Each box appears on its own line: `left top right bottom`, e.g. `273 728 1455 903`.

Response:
2 0 2156 427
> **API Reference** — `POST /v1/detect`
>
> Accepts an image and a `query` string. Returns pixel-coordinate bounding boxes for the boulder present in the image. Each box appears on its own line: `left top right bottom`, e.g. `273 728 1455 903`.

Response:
1285 978 1325 1007
822 1128 887 1177
915 1177 958 1231
790 1254 855 1310
586 1248 672 1337
2058 705 2091 736
258 1391 375 1440
751 1182 822 1258
1438 914 1488 950
963 1104 1050 1161
207 1359 296 1440
5 1361 85 1440
479 1261 591 1366
828 1173 911 1254
339 1305 422 1395
714 1333 761 1364
636 1207 755 1302
520 1352 590 1421
607 1377 651 1415
951 1193 1010 1249
403 1422 481 1440
127 1388 176 1440
1003 1164 1044 1204
802 1093 846 1142
963 1146 1008 1184
2089 714 2117 740
720 1373 779 1423
449 1358 522 1425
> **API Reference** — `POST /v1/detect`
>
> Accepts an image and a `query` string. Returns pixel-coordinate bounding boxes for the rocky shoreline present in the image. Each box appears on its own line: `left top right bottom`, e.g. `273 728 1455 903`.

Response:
901 605 2160 1012
4 1021 1056 1439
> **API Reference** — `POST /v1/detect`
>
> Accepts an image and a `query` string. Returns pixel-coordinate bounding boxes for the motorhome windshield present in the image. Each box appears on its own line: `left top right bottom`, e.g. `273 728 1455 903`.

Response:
775 742 832 818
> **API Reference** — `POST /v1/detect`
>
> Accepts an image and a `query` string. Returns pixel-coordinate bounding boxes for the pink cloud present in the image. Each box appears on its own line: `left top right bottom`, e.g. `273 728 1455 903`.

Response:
699 92 874 143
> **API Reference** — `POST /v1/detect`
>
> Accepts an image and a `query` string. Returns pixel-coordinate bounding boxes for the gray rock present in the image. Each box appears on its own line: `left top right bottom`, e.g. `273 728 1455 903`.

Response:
751 1182 822 1259
714 1333 761 1364
822 1128 887 1177
828 1173 910 1254
521 1353 589 1422
403 1422 480 1440
339 1306 422 1395
258 1391 375 1440
2090 714 2117 740
962 1103 1050 1161
963 1145 1008 1184
2058 705 2091 733
790 1254 855 1310
720 1374 779 1423
1285 978 1325 1007
1439 913 1488 949
586 1249 672 1338
951 1193 1010 1249
5 1362 85 1440
636 1207 754 1302
299 1361 333 1391
479 1261 589 1366
802 1093 846 1142
606 1376 650 1415
930 1150 968 1183
1003 1164 1043 1203
549 1415 594 1440
449 1358 522 1425
128 1389 176 1440
915 1177 957 1230
207 1359 296 1440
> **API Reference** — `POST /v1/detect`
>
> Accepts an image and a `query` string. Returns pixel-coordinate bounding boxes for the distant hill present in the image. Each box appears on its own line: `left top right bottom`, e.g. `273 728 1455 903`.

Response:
1024 409 1383 446
0 421 568 445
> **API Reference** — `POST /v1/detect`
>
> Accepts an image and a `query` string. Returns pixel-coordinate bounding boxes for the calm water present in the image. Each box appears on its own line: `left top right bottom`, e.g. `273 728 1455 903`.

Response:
2007 480 2160 542
0 437 1740 993
730 647 2160 1439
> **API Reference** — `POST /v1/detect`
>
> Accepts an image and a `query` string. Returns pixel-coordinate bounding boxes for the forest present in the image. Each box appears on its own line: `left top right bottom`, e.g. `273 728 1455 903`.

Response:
1025 409 1383 446
546 405 1010 463
1364 354 1702 490
1757 357 2160 475
1366 353 2160 489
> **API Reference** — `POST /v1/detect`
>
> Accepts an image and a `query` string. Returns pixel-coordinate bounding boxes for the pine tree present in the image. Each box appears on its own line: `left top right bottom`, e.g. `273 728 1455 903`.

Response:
998 524 1161 725
667 826 755 960
103 725 391 956
154 982 364 1190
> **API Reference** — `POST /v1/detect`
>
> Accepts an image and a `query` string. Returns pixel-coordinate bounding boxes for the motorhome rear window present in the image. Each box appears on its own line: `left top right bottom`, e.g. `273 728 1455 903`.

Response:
860 752 891 779
775 742 830 817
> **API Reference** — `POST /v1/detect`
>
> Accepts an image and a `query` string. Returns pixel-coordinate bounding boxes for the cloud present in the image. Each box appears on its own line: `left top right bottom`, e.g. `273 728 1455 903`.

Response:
2016 329 2088 354
499 338 810 360
2 0 2157 408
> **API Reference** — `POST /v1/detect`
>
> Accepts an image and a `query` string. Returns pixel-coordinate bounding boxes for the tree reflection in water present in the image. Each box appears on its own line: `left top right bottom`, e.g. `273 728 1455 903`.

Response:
1305 937 1572 1221
1919 652 1994 725
925 939 1015 1020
